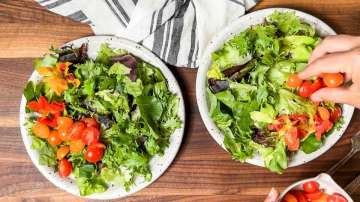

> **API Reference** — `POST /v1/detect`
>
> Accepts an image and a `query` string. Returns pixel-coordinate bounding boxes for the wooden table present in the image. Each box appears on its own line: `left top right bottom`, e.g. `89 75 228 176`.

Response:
0 0 359 201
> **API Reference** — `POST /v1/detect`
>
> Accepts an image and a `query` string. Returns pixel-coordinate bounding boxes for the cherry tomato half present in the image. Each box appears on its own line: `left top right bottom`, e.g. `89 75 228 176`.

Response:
81 127 100 145
317 107 330 120
327 193 348 202
330 106 342 122
305 190 323 200
32 122 50 139
303 181 320 193
69 139 85 153
287 74 303 87
299 81 313 98
84 145 104 163
285 127 300 151
283 193 298 202
67 121 85 140
58 159 72 178
57 116 73 130
57 146 70 160
81 117 99 129
47 130 63 146
290 190 307 202
323 73 344 88
58 128 70 141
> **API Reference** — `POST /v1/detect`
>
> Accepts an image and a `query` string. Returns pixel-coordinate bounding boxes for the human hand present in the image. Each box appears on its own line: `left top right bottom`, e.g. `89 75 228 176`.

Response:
298 35 360 108
264 188 279 202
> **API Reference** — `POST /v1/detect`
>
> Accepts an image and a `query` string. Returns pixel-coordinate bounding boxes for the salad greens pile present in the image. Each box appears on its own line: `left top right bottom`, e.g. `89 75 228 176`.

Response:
206 11 343 173
24 43 181 195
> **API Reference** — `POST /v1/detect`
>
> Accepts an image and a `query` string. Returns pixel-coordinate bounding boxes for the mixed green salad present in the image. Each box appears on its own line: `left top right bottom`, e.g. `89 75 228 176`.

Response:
23 43 181 195
206 11 343 173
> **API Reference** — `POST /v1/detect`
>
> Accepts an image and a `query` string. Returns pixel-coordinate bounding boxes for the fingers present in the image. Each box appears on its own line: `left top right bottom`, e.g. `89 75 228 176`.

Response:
264 188 279 202
310 87 360 109
309 35 360 63
298 49 358 80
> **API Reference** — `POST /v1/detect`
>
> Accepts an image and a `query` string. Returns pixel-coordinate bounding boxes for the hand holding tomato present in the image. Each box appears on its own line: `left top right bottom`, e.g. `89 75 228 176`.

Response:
298 35 360 109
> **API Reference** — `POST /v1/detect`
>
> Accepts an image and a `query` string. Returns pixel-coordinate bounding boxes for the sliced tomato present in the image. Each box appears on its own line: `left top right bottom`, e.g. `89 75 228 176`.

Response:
287 74 303 87
289 114 308 125
58 128 70 141
57 146 70 160
305 190 324 200
330 106 342 122
91 142 106 150
303 181 320 193
290 190 307 202
268 123 284 132
84 144 104 163
81 117 100 129
47 130 63 146
312 193 329 202
282 193 298 202
69 139 85 153
67 121 85 140
327 193 348 202
32 122 50 139
57 116 73 130
318 107 330 120
298 128 308 140
58 159 72 178
314 115 334 141
81 127 100 145
285 127 300 151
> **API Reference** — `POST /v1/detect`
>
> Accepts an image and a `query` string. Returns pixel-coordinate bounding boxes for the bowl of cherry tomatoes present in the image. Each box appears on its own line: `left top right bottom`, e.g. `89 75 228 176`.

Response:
279 173 353 202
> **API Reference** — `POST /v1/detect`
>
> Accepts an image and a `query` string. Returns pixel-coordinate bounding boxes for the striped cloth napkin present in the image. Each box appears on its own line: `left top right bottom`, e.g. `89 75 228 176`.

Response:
37 0 260 68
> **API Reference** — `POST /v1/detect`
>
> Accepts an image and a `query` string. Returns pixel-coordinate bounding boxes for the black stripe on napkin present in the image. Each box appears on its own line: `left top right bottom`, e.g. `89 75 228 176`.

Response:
228 0 245 6
152 0 170 56
162 20 172 59
45 0 71 9
67 10 88 22
38 0 51 4
112 0 130 23
187 1 197 67
166 0 190 65
105 0 126 27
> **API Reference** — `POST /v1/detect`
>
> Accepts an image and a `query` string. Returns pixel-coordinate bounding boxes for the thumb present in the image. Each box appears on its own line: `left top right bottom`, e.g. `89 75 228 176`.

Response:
310 87 360 109
264 188 279 202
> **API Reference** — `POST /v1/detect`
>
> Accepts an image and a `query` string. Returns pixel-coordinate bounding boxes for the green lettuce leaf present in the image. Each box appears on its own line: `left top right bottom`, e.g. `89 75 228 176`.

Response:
257 140 288 174
300 133 322 154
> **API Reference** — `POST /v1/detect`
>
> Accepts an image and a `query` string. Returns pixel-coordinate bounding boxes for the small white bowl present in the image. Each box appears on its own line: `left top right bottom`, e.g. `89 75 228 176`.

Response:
279 173 353 202
19 36 185 199
196 7 355 169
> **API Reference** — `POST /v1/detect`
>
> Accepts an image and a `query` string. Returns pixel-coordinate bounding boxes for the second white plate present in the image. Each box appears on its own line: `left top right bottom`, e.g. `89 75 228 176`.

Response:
196 8 354 168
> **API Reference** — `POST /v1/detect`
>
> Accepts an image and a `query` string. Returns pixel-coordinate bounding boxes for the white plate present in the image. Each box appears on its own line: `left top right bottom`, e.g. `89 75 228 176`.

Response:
19 36 185 199
196 8 354 168
279 173 353 202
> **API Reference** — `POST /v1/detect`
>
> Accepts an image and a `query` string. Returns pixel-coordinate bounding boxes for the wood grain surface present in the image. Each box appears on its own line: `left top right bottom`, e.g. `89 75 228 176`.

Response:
0 0 359 201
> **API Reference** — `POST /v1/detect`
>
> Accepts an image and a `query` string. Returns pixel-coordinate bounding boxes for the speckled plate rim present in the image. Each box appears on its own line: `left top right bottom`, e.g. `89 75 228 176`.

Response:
19 35 185 200
196 8 355 168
